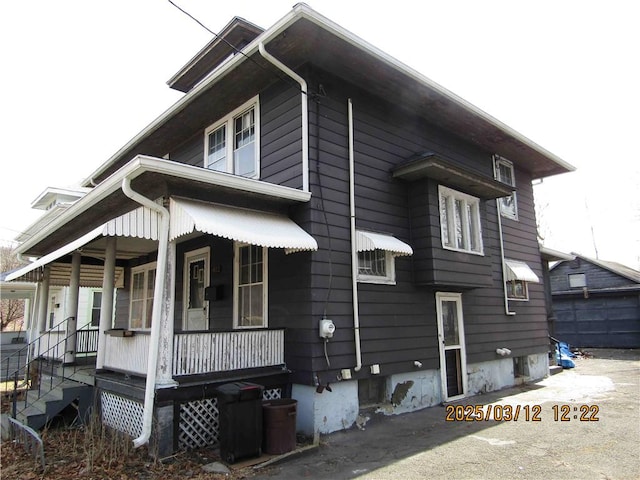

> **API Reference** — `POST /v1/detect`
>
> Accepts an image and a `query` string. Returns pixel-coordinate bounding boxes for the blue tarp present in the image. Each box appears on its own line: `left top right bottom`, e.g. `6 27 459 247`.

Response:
556 341 576 368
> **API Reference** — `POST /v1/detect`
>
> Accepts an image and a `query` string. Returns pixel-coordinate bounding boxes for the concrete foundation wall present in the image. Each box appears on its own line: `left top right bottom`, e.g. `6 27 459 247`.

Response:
377 370 441 415
292 382 359 436
527 352 549 380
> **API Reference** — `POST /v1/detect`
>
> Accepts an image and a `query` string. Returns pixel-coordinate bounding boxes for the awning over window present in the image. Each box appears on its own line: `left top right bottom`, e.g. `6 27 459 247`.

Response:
356 230 413 256
170 198 318 253
504 260 540 283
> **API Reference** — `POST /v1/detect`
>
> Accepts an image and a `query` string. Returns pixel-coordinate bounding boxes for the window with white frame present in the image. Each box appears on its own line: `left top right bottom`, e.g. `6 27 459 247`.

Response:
494 155 518 220
90 291 102 327
438 185 483 255
234 244 267 328
358 249 395 284
506 280 529 300
129 262 156 330
204 97 259 178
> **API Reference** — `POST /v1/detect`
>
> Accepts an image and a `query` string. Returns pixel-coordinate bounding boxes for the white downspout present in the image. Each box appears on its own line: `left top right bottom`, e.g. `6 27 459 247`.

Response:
348 99 363 371
258 42 309 193
121 177 171 448
496 200 516 316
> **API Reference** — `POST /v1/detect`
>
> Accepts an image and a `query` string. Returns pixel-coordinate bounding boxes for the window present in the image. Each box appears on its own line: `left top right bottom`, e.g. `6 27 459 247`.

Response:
358 249 394 284
506 280 529 300
204 97 259 178
438 185 483 255
129 262 156 330
234 244 267 328
90 291 102 327
569 273 586 288
494 155 518 220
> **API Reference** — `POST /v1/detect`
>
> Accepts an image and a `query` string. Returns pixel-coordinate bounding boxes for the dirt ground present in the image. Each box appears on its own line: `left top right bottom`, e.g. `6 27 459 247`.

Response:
2 349 638 479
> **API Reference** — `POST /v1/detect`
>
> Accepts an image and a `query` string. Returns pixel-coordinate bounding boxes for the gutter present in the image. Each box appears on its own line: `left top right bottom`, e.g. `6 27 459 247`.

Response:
258 42 309 193
496 199 516 316
121 177 170 449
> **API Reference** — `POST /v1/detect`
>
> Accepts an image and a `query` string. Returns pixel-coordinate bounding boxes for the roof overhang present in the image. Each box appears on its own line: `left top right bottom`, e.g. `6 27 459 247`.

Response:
392 152 514 199
18 155 311 258
539 245 575 262
82 4 573 187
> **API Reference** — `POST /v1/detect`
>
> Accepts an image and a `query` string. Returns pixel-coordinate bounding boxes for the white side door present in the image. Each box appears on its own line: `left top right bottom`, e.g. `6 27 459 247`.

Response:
436 292 468 401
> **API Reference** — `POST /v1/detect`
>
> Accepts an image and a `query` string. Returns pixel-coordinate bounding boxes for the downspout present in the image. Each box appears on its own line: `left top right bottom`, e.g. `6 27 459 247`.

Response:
258 42 309 193
348 99 363 371
496 200 516 316
121 177 171 448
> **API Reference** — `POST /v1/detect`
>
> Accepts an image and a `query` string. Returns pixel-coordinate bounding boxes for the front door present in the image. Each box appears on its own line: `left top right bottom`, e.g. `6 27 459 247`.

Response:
436 292 467 401
183 247 210 331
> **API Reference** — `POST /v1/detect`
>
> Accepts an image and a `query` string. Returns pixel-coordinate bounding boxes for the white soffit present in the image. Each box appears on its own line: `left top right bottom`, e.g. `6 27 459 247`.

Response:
505 260 540 283
170 198 318 253
356 230 413 256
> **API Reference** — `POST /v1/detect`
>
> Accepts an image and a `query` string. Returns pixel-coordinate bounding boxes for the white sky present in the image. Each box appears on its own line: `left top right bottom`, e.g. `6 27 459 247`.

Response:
1 0 638 269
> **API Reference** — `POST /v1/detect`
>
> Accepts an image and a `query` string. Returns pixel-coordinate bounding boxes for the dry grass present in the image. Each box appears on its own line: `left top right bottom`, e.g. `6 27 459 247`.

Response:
1 415 262 479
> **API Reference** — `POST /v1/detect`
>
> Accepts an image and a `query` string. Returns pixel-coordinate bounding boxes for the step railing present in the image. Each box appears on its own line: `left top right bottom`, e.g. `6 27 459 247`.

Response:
1 317 97 421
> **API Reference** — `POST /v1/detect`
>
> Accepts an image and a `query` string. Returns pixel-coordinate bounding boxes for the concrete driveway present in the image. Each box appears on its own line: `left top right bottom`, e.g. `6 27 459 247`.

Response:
252 349 639 480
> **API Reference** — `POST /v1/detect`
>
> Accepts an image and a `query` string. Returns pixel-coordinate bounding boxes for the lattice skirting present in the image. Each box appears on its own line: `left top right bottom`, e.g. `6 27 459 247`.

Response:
100 391 144 438
178 387 282 451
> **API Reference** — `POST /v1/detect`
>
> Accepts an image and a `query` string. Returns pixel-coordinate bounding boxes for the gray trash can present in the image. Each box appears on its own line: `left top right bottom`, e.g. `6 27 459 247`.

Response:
262 398 297 454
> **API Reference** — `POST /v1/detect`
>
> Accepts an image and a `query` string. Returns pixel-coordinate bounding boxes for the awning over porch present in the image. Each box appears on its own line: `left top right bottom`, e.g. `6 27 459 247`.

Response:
504 260 540 283
5 226 124 287
169 198 318 253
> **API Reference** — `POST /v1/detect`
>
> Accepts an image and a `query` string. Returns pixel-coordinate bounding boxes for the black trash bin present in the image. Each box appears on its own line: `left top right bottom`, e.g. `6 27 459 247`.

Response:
216 382 264 463
262 398 297 454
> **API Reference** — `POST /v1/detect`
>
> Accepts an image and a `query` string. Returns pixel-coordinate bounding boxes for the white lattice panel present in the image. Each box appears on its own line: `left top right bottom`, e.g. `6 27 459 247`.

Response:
263 388 282 400
179 398 219 450
101 391 143 438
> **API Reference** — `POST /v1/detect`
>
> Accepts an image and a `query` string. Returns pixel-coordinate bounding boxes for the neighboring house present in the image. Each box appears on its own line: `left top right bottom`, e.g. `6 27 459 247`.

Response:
6 5 574 456
549 254 640 348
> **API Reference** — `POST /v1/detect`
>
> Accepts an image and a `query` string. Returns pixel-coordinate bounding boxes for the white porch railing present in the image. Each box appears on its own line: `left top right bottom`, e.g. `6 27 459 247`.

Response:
173 329 285 376
103 334 150 376
37 328 99 360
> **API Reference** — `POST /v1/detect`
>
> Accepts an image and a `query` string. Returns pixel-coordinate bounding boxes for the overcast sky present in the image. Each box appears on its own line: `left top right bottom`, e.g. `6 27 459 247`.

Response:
1 0 638 269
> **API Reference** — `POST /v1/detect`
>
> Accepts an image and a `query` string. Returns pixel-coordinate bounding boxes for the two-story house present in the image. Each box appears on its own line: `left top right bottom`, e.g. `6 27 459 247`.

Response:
7 4 574 456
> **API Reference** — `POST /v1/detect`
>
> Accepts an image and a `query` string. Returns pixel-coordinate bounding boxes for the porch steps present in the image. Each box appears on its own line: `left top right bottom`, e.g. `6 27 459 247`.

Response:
15 379 93 430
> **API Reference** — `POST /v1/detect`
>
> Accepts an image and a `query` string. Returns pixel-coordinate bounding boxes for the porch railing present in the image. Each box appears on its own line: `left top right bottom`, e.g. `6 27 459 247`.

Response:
103 334 150 376
173 329 285 376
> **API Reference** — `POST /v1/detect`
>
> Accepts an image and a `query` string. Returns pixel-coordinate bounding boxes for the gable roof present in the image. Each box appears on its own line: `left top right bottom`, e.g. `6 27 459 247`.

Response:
552 253 640 284
81 3 574 187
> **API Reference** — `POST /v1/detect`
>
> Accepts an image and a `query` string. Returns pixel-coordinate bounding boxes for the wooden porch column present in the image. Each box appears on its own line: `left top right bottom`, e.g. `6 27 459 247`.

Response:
156 239 177 387
36 265 51 334
96 236 116 370
64 252 81 364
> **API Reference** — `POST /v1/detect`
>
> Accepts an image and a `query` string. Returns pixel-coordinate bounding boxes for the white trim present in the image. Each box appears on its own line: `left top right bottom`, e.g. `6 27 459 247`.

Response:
128 261 157 331
438 185 484 255
435 292 468 402
356 230 413 256
493 155 518 220
233 243 268 329
204 96 260 178
182 247 210 331
17 156 311 257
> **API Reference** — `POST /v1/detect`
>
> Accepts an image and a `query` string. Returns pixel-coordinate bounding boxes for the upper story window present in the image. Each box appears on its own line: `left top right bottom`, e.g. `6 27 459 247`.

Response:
438 185 483 255
493 155 518 220
204 96 260 178
234 243 267 328
129 262 156 330
568 273 587 288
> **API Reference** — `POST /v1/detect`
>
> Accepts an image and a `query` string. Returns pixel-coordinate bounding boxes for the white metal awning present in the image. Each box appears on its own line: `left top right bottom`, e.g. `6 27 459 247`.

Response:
505 260 540 283
169 198 318 253
356 230 413 256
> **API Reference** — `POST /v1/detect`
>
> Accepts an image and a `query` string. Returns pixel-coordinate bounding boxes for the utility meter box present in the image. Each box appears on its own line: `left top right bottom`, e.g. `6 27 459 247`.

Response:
319 319 335 338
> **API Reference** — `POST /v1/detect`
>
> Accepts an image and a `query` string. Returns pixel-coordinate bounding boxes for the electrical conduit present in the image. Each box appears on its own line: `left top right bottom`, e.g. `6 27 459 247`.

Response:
121 177 171 448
